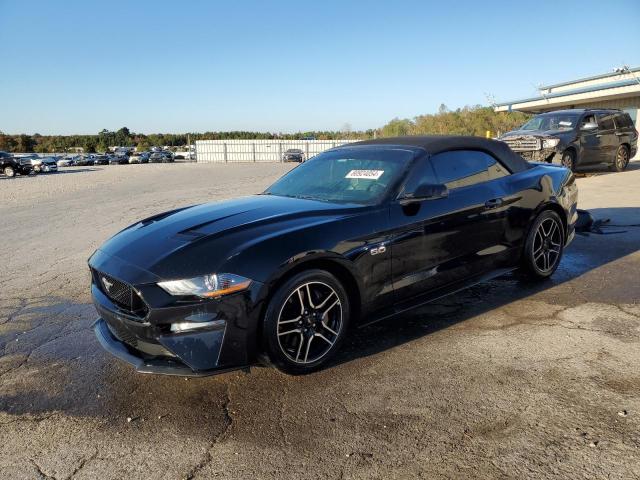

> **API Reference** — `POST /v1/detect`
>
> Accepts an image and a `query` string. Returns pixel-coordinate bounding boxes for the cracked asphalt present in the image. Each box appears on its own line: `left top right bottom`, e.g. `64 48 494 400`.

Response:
1 162 639 480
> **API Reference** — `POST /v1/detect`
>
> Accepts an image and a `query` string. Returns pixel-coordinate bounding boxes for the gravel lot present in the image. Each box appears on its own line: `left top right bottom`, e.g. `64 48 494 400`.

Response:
1 162 639 479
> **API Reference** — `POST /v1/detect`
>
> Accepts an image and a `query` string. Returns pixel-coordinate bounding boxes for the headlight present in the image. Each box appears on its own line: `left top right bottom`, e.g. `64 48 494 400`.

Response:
157 273 251 298
542 138 560 149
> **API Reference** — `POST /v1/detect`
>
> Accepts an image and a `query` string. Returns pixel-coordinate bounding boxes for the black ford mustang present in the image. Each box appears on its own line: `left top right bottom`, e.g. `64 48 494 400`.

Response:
90 136 578 376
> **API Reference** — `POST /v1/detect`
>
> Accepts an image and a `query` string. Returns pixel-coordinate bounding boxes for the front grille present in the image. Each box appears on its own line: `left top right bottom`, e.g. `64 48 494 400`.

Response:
92 269 149 318
502 137 541 152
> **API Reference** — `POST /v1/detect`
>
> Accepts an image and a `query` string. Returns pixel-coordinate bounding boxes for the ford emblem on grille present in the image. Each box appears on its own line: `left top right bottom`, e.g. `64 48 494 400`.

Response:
101 276 114 292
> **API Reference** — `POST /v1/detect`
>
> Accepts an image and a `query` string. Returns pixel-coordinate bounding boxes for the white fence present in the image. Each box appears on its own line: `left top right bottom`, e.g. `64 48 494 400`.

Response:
195 139 357 163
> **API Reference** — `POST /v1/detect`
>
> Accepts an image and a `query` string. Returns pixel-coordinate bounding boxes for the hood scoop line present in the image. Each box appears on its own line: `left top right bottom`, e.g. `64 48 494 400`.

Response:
176 209 254 237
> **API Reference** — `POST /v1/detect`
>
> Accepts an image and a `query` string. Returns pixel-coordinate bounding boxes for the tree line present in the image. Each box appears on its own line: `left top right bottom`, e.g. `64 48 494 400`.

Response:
380 104 530 138
0 105 529 153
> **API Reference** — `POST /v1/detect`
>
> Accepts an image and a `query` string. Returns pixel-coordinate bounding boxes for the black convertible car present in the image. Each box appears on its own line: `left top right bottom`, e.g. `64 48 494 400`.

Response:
90 136 578 376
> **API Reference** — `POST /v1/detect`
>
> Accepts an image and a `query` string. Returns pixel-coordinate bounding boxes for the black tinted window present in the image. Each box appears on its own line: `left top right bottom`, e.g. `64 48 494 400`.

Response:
614 113 633 129
597 113 615 130
429 150 508 189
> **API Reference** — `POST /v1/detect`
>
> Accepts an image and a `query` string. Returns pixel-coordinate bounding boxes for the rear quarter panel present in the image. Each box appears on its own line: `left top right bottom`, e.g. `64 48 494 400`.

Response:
502 164 577 248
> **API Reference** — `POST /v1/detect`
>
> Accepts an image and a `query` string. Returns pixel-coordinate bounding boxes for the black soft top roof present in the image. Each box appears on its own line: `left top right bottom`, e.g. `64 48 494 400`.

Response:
348 135 529 173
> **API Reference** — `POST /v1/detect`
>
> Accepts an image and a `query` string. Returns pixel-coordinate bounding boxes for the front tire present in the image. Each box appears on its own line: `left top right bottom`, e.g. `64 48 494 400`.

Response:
560 150 576 171
522 210 564 280
610 145 629 172
3 166 15 177
263 269 350 375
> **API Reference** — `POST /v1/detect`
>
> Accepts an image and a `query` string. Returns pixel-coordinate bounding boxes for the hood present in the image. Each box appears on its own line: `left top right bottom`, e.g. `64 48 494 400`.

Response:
92 195 363 280
501 128 573 139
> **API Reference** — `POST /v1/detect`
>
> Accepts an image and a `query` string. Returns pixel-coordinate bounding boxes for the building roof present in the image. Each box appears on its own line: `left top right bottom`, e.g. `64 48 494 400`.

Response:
533 108 620 115
495 78 639 108
348 135 529 173
540 66 640 90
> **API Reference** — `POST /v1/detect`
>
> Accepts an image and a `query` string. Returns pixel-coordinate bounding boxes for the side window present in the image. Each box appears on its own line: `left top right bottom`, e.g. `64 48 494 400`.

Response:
429 150 508 190
401 157 437 196
580 114 596 127
614 113 632 129
596 113 615 131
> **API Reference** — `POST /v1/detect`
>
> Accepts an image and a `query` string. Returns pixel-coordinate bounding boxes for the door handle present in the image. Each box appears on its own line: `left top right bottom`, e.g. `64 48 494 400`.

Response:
615 132 624 136
484 198 504 209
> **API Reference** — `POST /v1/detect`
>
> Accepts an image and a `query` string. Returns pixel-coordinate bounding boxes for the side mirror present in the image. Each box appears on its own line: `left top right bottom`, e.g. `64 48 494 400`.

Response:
400 183 448 204
581 122 598 131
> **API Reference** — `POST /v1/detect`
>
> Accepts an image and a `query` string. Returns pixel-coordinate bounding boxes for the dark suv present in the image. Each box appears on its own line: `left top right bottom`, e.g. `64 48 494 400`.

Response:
1 151 33 177
499 109 638 172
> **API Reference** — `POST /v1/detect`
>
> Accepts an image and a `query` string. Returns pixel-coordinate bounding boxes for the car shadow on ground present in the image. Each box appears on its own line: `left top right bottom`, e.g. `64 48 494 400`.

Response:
0 208 638 426
0 168 103 180
332 206 640 369
53 168 103 174
575 159 640 177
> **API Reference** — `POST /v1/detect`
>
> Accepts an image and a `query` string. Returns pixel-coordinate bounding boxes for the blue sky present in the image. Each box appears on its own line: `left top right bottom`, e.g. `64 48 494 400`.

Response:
1 0 639 135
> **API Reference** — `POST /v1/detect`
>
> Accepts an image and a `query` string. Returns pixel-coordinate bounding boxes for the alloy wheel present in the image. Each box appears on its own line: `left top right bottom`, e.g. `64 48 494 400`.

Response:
276 281 342 364
532 217 562 272
616 147 629 170
561 151 574 170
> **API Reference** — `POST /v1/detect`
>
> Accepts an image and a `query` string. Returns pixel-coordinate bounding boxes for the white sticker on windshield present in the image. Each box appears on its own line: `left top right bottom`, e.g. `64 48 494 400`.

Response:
559 121 572 126
345 169 384 180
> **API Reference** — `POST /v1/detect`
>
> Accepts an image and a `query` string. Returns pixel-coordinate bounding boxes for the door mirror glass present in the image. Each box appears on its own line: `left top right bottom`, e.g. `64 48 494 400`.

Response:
400 183 448 204
581 122 598 131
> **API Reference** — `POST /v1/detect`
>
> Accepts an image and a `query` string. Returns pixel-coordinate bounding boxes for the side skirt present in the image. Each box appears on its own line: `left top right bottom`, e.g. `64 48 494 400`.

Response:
358 267 517 328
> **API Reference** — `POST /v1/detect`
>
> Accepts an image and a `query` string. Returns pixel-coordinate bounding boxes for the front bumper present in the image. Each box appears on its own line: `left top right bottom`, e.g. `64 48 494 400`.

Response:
91 279 264 376
93 318 220 376
89 252 267 376
514 149 559 163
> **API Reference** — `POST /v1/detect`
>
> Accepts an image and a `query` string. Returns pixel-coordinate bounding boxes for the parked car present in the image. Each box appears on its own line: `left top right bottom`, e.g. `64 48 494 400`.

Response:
93 155 109 165
90 136 578 377
282 148 305 162
14 154 56 174
129 152 150 164
149 151 173 163
75 155 95 166
34 156 59 173
1 151 33 177
109 155 129 165
500 109 638 172
57 155 79 167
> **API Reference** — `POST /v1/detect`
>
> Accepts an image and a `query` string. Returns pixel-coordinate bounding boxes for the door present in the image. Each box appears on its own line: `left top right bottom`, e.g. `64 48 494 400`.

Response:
614 112 634 151
390 150 510 303
595 112 618 164
578 113 602 165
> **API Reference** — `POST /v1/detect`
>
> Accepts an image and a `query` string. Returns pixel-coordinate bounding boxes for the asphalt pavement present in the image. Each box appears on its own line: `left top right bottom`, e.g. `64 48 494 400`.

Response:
1 162 639 479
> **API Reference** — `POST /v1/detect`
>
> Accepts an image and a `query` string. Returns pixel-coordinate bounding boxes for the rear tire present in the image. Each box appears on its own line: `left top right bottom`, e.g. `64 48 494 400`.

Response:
610 145 629 172
263 269 350 375
522 210 565 280
3 166 15 177
560 150 576 171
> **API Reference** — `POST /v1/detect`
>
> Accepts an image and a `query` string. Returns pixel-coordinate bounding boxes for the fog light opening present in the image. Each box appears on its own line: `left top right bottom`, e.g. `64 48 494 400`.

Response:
170 320 225 333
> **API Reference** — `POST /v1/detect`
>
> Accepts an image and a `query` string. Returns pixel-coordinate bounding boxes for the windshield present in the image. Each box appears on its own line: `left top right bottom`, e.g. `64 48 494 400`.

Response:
265 146 415 204
521 113 579 131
